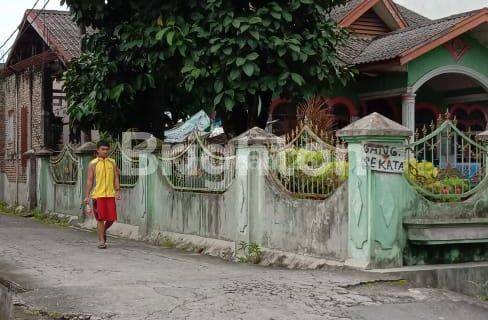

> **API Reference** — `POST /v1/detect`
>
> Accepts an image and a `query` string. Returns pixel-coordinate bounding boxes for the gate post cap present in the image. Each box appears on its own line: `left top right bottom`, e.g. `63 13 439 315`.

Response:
34 147 54 157
230 127 284 146
337 112 412 138
23 149 36 158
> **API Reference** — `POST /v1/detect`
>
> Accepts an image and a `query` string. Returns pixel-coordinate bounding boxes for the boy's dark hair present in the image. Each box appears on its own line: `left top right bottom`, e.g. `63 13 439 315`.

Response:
97 140 110 148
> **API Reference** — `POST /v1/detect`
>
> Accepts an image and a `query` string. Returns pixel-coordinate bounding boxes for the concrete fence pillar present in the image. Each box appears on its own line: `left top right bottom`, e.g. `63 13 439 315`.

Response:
230 127 282 256
76 142 97 221
23 149 38 210
35 148 53 212
337 112 412 269
137 152 150 236
76 142 97 187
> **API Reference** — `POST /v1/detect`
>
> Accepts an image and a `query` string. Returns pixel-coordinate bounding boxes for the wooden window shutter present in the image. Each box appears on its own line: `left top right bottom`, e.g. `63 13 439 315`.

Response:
350 9 392 37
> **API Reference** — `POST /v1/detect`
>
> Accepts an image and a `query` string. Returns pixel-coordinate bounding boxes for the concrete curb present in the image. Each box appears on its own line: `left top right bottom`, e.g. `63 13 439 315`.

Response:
48 212 346 270
367 262 488 297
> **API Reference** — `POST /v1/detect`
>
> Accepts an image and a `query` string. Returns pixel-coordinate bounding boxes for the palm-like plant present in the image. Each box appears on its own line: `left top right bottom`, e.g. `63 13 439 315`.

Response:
296 96 336 132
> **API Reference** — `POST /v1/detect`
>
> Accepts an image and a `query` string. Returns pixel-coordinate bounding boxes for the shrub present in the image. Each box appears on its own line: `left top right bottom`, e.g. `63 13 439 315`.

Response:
405 159 471 202
274 147 348 196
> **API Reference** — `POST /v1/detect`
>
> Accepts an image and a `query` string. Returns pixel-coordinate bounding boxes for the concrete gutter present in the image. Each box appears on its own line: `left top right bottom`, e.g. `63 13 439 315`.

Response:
368 262 488 297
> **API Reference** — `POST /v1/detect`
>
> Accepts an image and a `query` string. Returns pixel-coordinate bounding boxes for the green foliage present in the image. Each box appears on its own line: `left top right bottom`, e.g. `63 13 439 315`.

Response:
160 237 176 248
405 159 472 202
98 131 116 145
238 241 263 264
470 280 488 301
405 159 439 184
31 210 70 226
62 0 354 136
276 147 348 196
0 201 12 213
0 204 70 226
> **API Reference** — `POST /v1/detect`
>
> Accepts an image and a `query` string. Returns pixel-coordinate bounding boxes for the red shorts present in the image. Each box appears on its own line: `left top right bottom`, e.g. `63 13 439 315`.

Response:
93 197 117 222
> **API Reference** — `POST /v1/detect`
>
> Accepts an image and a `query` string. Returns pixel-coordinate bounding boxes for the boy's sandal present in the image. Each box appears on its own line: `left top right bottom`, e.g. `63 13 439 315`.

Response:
98 243 107 249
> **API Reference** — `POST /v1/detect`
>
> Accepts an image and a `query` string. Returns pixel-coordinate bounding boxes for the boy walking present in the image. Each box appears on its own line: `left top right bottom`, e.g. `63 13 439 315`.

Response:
84 140 121 249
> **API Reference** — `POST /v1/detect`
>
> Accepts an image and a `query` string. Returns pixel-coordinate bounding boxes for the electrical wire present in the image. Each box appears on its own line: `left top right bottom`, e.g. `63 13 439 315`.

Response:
0 0 51 63
0 0 43 52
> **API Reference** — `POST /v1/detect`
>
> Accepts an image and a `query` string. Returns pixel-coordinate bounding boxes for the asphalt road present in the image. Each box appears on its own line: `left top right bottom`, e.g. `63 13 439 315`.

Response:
0 214 486 320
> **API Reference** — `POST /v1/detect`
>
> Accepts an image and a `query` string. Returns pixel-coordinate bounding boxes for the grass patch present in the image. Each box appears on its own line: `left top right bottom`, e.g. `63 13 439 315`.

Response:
0 201 14 214
469 280 488 302
0 202 70 227
391 279 408 286
160 238 176 248
238 241 263 264
32 210 70 227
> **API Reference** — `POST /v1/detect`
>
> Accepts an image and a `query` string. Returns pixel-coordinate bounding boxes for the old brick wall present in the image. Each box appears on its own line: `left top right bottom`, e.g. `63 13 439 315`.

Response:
3 75 18 182
2 68 44 183
31 70 44 150
0 76 5 174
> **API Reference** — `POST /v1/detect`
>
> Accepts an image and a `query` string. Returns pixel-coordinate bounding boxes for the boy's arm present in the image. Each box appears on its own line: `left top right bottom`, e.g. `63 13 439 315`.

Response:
84 163 94 204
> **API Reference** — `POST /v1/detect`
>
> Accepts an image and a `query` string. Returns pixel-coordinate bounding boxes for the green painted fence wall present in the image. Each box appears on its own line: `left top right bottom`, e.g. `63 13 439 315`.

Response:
35 146 350 262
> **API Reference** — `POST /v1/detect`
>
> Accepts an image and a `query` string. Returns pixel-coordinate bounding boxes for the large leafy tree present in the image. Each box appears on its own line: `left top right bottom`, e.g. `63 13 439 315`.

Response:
63 0 354 137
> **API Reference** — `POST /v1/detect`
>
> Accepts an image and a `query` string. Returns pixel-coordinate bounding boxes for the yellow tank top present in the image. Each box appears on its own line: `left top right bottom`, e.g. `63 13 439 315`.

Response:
90 157 117 199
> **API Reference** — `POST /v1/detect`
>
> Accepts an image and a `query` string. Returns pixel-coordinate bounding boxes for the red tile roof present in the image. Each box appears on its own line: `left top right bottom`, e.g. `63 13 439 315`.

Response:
329 0 364 22
26 9 84 64
333 1 487 66
330 0 431 27
353 9 486 65
395 4 431 27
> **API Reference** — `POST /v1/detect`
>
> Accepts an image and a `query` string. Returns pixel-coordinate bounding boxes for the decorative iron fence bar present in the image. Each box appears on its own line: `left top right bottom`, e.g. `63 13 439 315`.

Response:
405 117 487 202
268 124 348 199
109 141 140 188
49 145 79 185
161 132 236 193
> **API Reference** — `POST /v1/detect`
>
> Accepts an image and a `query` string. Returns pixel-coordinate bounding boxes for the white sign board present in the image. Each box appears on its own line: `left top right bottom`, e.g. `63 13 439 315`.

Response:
361 143 405 174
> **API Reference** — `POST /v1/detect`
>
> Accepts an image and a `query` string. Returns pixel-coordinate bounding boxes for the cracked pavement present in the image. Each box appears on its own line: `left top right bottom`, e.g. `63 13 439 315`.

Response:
0 214 487 320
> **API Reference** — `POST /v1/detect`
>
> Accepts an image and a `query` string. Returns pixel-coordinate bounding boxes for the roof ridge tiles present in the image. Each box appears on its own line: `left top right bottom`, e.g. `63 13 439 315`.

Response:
362 7 484 41
26 9 71 14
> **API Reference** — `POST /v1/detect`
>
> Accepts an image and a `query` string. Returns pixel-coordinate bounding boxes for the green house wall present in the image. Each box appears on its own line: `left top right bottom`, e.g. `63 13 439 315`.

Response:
329 82 361 106
358 72 408 94
407 36 488 87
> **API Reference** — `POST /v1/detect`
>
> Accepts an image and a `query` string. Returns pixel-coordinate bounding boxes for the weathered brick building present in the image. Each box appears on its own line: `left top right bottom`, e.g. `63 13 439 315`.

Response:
0 10 83 207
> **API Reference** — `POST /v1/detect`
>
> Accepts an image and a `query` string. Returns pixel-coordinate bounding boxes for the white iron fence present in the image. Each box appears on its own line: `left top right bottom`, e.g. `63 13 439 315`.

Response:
405 118 487 202
161 132 236 193
49 145 79 185
109 141 140 188
268 124 348 199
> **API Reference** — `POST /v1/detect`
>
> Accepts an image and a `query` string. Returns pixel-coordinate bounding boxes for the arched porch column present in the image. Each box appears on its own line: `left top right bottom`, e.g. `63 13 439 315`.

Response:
401 89 416 133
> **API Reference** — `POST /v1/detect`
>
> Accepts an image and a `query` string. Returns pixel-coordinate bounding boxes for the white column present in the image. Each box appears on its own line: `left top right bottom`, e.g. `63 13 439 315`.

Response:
402 91 416 133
